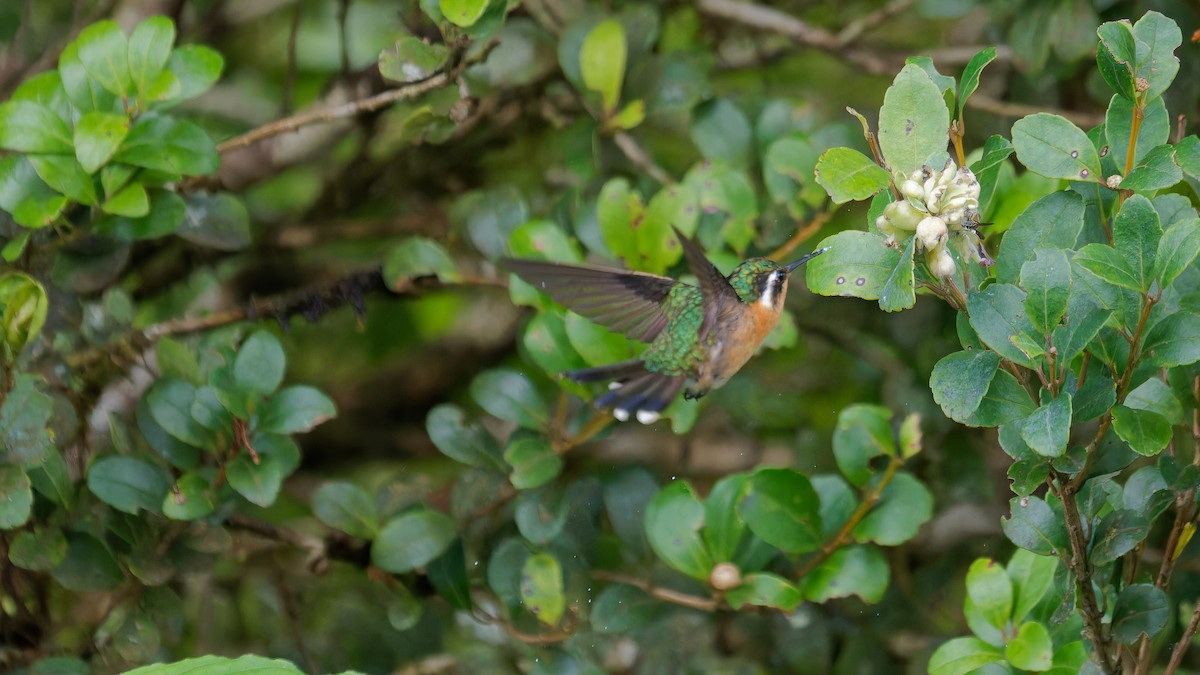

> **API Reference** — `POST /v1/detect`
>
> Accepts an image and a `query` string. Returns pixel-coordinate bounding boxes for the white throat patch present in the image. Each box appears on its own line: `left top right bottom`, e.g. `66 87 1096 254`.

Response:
759 271 783 309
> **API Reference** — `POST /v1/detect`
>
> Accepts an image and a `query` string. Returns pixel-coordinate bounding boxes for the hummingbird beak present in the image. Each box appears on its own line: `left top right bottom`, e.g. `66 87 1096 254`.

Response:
786 247 831 273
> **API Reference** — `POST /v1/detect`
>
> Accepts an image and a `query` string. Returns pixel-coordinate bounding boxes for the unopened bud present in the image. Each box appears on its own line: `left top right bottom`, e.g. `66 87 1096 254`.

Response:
709 562 742 590
916 216 948 251
927 246 957 277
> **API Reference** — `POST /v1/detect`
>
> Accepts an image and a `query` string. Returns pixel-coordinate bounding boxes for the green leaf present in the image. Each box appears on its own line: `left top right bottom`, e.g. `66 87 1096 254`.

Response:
59 40 116 113
178 193 252 251
0 375 52 467
312 481 379 539
994 191 1085 284
1120 144 1181 191
832 404 894 486
1012 113 1101 182
51 532 123 591
0 464 32 529
1131 11 1181 101
878 231 916 313
726 572 802 612
930 350 1001 423
644 480 712 580
580 20 626 114
161 45 223 104
145 378 214 448
226 454 284 507
956 47 997 117
0 101 73 153
378 37 449 83
75 20 133 97
520 552 565 625
966 284 1039 369
1006 621 1053 671
1142 311 1200 367
9 527 67 571
966 558 1012 632
1111 194 1161 292
1125 378 1183 425
703 473 750 563
86 456 170 515
603 466 658 555
738 467 822 554
799 544 888 604
1112 583 1169 643
1106 95 1169 171
372 509 457 573
1007 549 1058 623
101 181 149 217
128 17 175 97
0 156 68 228
591 584 663 633
383 236 460 286
116 115 218 176
1097 20 1136 100
564 311 636 367
805 231 903 302
513 487 570 544
597 178 644 265
853 472 932 545
1002 496 1067 556
1021 248 1070 336
1019 395 1072 458
1074 243 1141 293
440 0 489 28
1154 217 1200 287
94 187 186 240
813 148 890 204
1089 508 1150 565
877 63 950 176
234 330 286 395
27 154 98 205
259 385 336 434
470 368 548 429
162 472 214 520
425 403 504 470
638 184 697 274
610 99 645 130
124 655 304 675
0 272 50 358
690 99 752 169
1178 135 1200 180
927 637 1002 675
503 435 562 489
1111 404 1171 456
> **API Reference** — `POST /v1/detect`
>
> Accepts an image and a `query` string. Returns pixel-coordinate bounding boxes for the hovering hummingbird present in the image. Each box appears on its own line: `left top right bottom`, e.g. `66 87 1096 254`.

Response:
503 228 828 424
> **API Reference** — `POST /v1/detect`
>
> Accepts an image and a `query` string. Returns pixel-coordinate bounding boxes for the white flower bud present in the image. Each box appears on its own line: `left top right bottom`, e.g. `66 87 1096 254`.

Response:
901 180 925 202
879 200 923 232
916 216 948 251
927 246 957 277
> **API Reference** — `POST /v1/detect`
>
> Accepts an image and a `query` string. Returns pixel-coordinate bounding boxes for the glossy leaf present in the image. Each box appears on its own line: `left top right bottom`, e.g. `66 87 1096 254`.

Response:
0 101 73 154
806 231 903 302
312 481 378 539
234 330 286 395
591 584 663 633
128 17 175 96
966 283 1039 369
877 64 950 176
579 20 626 114
1018 394 1072 458
799 544 888 603
440 0 489 28
75 21 133 96
116 116 219 176
1112 583 1169 643
1006 621 1053 671
161 472 214 520
832 404 894 486
1131 11 1181 101
1089 509 1150 565
726 572 802 612
1111 194 1161 292
470 368 548 429
1120 144 1181 191
1110 404 1171 456
644 480 712 580
994 191 1085 283
27 154 98 205
426 403 504 470
1141 311 1200 367
1153 217 1200 287
226 454 284 507
259 385 336 434
86 456 170 515
814 148 890 204
927 637 1002 675
1007 549 1058 623
383 236 460 286
1021 248 1070 336
738 467 822 554
179 193 252 251
519 552 565 625
504 435 562 489
8 527 67 571
372 510 457 573
378 37 449 83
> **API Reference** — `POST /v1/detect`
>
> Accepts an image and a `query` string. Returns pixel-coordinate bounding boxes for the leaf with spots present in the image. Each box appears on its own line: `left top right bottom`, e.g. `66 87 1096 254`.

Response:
806 231 902 302
1012 113 1101 182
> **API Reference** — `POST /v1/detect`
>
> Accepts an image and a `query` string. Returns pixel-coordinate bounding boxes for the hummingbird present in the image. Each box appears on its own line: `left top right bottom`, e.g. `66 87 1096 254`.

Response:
502 227 828 424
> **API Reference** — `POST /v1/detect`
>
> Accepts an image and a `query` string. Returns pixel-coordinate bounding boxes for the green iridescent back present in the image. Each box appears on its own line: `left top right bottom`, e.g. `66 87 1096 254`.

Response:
641 284 705 376
728 259 786 303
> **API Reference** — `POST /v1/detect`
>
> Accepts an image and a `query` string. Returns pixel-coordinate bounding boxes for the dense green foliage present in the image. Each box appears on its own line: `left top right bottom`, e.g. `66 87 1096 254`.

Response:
1 1 1200 674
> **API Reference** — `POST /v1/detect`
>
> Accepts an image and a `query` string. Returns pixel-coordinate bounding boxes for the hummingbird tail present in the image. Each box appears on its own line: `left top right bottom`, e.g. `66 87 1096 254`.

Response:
595 372 685 425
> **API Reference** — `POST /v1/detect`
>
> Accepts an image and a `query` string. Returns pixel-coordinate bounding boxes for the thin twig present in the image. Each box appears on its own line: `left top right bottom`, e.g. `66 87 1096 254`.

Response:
612 131 675 185
1056 479 1118 673
796 455 903 578
835 0 914 47
281 2 303 115
768 213 830 262
966 94 1103 128
1165 601 1200 675
216 41 499 155
591 570 718 612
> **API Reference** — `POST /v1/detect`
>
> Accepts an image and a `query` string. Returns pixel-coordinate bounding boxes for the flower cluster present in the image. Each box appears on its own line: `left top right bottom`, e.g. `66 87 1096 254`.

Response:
875 159 990 277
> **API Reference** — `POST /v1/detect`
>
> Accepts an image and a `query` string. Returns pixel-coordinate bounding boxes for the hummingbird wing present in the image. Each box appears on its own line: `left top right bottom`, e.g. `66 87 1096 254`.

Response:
500 258 678 342
672 227 740 336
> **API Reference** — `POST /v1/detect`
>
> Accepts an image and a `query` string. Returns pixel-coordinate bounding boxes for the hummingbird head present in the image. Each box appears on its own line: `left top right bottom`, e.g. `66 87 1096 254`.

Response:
728 248 829 309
